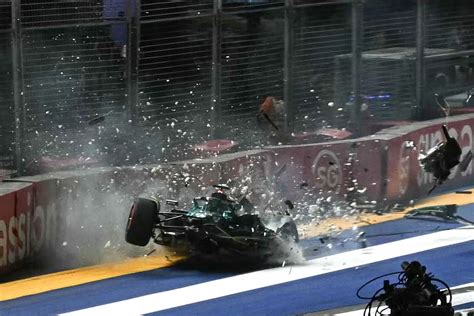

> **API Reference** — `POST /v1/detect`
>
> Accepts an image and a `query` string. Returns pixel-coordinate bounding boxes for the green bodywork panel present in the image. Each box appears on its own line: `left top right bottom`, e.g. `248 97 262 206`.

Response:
187 197 239 222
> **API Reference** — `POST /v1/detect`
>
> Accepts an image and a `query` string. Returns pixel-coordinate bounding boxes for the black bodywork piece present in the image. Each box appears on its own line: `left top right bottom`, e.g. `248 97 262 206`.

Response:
419 125 471 193
405 204 474 225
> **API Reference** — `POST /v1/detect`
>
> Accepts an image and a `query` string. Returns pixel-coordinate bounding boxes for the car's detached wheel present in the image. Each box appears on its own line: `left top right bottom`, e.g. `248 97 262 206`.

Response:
277 222 299 243
126 198 159 246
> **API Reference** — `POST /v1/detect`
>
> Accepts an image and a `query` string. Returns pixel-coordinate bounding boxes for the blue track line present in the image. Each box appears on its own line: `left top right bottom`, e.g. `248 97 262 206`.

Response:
1 204 473 316
0 268 236 316
151 241 474 316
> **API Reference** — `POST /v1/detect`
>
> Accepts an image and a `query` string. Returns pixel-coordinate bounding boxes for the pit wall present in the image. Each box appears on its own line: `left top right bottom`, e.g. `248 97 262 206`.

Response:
1 116 473 274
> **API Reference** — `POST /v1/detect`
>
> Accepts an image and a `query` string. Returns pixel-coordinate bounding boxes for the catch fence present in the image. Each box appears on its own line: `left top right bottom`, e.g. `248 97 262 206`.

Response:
0 0 473 175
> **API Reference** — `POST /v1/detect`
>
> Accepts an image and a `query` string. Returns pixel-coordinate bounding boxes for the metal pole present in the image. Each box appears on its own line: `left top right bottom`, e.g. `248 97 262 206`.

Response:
351 0 363 135
283 0 294 134
126 0 140 123
125 0 132 122
416 0 425 119
11 0 24 174
210 0 222 139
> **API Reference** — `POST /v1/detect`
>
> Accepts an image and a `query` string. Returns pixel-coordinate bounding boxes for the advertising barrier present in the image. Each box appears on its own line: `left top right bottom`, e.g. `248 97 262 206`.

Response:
0 188 16 273
0 182 34 273
265 138 384 205
1 115 474 274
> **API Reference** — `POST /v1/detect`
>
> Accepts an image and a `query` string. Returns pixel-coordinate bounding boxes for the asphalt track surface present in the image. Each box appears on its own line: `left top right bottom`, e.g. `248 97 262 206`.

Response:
0 190 473 315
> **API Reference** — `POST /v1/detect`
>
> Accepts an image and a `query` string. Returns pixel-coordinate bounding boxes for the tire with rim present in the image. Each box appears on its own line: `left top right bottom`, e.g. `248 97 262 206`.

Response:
126 198 159 246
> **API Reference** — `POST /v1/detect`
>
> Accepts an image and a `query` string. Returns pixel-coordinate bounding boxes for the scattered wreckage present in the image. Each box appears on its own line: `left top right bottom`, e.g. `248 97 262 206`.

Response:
419 124 472 193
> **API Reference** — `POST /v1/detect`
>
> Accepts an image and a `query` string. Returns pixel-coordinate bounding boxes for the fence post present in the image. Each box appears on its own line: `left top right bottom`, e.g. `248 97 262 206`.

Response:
210 0 222 139
284 0 294 134
415 0 425 119
127 0 140 123
11 0 24 174
351 0 363 136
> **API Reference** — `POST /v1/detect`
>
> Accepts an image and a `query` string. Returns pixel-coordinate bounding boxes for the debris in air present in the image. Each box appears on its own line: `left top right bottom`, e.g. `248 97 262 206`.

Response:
88 115 105 126
145 248 157 257
418 125 466 194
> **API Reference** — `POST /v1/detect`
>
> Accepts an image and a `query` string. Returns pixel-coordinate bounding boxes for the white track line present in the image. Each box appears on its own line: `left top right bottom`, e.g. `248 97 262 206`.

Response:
60 226 474 316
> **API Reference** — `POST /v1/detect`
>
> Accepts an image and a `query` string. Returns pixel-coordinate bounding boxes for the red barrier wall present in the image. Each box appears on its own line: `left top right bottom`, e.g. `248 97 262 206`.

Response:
0 182 34 273
0 189 15 273
265 138 384 205
1 115 474 274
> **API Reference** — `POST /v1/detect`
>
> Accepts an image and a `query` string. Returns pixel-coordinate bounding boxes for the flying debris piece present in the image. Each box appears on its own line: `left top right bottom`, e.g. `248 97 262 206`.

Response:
258 96 283 131
88 115 106 125
315 128 352 140
404 140 416 149
262 112 279 131
213 183 231 190
419 125 462 194
166 199 179 206
405 204 474 225
88 110 113 126
459 150 472 172
355 232 367 247
434 93 451 116
145 248 157 257
464 88 474 107
274 164 287 179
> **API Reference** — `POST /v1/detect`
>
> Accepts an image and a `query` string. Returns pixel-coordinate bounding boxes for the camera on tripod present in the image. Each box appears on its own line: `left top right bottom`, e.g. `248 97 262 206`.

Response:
358 261 454 316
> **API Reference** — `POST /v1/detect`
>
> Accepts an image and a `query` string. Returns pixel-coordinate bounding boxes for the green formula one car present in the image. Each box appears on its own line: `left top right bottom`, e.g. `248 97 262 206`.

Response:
125 184 299 260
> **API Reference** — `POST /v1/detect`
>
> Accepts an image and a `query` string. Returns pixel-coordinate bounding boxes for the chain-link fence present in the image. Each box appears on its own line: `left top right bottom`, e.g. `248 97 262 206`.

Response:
424 0 474 118
17 0 130 173
293 2 351 132
358 0 417 121
0 1 14 177
2 0 474 175
135 0 214 158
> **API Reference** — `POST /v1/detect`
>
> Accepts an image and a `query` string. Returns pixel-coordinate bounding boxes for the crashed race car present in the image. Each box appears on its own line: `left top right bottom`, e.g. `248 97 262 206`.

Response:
125 184 299 260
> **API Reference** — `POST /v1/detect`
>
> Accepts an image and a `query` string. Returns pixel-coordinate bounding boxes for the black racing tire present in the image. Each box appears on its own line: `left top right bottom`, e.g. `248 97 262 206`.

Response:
125 198 159 246
277 222 299 243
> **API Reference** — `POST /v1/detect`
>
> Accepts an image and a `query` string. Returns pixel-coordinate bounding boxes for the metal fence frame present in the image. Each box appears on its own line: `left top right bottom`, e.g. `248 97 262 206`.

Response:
2 0 473 174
